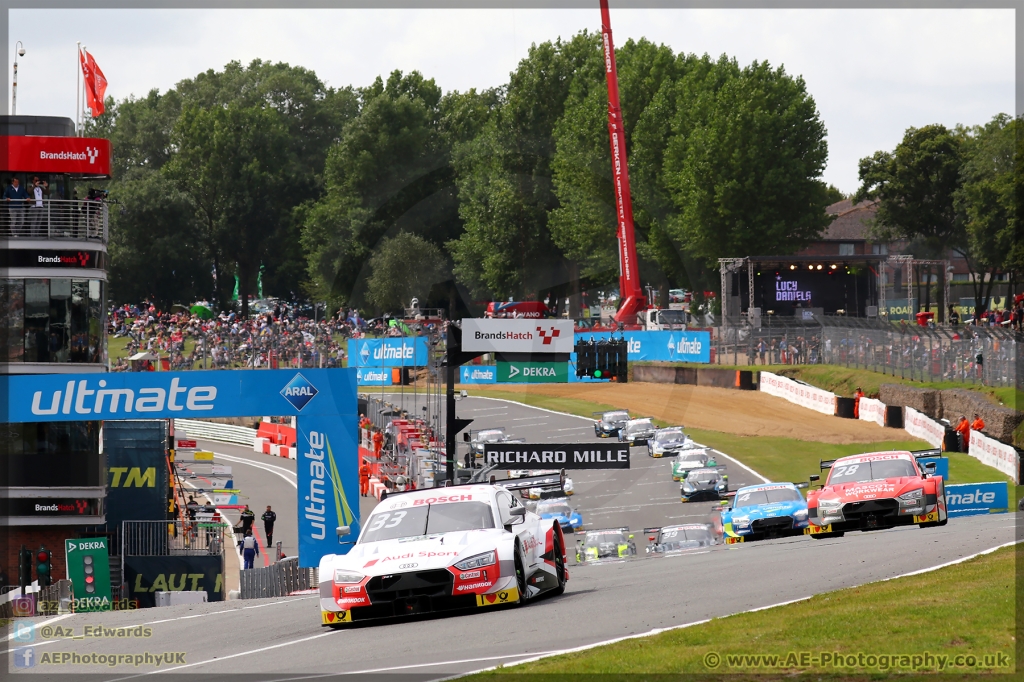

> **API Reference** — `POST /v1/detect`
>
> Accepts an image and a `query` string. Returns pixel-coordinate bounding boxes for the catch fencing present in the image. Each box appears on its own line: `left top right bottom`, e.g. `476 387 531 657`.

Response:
239 557 318 599
174 418 256 447
121 520 225 557
715 317 1020 389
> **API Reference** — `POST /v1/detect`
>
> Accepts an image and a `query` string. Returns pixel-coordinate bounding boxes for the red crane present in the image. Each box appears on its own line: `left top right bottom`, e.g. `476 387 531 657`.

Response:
601 0 647 325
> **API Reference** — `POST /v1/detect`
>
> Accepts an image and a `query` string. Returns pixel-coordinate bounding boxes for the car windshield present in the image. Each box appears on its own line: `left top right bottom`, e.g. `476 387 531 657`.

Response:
688 469 718 482
656 310 687 325
625 420 653 434
655 429 685 444
677 453 707 466
603 411 629 423
828 458 918 484
359 502 495 543
584 531 626 547
734 488 803 507
659 526 713 548
475 430 505 443
536 501 571 516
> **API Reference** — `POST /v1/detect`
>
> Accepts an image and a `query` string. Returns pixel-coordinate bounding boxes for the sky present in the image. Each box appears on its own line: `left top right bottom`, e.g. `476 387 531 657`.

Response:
7 7 1016 194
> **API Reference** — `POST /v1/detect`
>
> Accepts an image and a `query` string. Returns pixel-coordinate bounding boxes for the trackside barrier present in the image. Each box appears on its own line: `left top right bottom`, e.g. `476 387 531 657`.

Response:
968 431 1021 484
904 407 946 449
238 557 318 599
858 397 886 427
758 371 836 415
174 419 256 448
256 421 296 447
945 482 1010 517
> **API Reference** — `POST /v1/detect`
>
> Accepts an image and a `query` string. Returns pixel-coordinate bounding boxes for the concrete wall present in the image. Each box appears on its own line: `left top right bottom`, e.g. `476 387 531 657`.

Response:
879 383 1022 443
633 365 755 390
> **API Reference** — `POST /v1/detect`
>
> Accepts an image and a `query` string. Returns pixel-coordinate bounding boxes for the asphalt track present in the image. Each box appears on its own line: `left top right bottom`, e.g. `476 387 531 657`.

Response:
4 395 1018 679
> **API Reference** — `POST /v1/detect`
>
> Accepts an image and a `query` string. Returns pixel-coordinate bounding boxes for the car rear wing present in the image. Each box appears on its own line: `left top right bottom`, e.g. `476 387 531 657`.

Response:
819 459 836 470
911 448 942 459
499 470 566 493
587 526 631 534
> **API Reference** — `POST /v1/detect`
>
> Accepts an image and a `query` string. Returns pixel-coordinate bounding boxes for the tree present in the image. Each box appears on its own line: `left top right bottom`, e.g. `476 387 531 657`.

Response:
664 59 832 269
955 114 1019 310
164 102 292 318
366 233 449 312
300 71 461 312
106 168 210 307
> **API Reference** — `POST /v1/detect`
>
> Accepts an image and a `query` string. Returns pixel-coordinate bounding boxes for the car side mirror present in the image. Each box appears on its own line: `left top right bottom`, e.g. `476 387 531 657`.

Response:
628 534 634 540
809 474 820 482
722 474 728 481
460 390 468 398
509 506 526 518
463 433 470 442
925 462 937 472
336 525 351 537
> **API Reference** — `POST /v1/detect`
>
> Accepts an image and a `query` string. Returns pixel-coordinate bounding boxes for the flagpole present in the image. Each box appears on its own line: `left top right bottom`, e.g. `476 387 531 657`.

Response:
76 42 80 135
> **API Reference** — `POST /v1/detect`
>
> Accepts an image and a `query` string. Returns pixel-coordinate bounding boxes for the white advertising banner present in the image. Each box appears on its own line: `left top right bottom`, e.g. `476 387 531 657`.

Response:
462 319 575 354
969 430 1020 484
904 406 946 449
858 397 886 428
758 372 836 416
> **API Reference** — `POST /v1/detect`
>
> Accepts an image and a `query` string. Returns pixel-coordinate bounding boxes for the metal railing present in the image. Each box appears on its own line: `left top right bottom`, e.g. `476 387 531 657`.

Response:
239 557 318 599
121 520 225 557
174 419 257 448
0 198 108 243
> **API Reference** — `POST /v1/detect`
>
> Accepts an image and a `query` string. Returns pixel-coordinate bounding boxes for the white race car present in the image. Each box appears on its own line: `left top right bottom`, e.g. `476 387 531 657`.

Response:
319 483 569 626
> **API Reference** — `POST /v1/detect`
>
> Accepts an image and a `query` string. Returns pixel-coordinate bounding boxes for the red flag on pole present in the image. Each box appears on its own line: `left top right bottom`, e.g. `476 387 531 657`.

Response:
79 48 107 117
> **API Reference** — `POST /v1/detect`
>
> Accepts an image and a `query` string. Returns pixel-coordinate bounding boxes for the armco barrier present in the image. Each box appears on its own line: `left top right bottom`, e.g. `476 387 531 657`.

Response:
239 557 318 599
904 407 946 449
759 372 836 415
174 419 256 448
968 430 1021 484
858 397 886 427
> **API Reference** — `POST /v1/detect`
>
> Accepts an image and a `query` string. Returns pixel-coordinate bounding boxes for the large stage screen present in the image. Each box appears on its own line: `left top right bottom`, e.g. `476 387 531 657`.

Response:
749 265 875 317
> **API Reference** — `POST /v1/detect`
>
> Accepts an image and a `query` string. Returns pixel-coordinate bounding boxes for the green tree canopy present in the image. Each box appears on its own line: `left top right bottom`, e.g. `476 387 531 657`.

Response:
366 232 449 312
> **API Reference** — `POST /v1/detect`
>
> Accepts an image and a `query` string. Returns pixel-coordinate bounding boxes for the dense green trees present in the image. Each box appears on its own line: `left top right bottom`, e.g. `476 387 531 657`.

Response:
92 39 1009 320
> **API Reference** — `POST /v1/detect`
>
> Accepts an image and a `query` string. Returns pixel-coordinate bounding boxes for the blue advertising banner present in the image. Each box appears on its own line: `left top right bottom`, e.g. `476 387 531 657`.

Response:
347 337 429 368
355 368 393 386
460 365 497 384
0 369 359 568
945 482 1009 518
575 330 711 363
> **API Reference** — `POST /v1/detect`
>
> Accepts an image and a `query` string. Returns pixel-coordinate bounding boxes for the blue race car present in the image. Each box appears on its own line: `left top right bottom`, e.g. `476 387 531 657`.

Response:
535 497 583 533
718 482 809 544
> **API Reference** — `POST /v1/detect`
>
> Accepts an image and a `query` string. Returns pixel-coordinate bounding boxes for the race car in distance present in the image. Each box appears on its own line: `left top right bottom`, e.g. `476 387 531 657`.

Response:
467 428 516 459
576 527 637 563
535 497 583 533
671 447 717 481
619 417 657 446
593 410 630 438
806 451 947 538
644 523 718 555
680 467 728 502
318 481 568 626
648 426 690 458
718 482 809 544
523 472 575 500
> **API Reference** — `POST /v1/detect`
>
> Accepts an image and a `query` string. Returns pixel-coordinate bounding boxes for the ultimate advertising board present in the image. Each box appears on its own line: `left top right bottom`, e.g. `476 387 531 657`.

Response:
945 482 1009 517
460 365 497 384
347 337 429 368
355 368 393 386
1 369 359 568
576 330 711 363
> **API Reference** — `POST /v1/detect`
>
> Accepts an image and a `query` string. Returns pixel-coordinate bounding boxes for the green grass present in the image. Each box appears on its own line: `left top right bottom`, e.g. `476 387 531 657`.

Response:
469 545 1017 678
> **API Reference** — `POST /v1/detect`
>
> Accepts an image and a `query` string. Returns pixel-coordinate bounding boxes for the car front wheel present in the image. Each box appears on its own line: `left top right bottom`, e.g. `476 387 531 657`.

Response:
513 543 529 604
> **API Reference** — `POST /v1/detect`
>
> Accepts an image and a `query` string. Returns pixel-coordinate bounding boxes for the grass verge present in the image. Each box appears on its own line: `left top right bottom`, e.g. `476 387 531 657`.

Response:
467 544 1018 678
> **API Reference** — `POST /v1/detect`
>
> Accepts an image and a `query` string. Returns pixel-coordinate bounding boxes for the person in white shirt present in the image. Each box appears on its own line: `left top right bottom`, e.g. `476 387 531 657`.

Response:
29 177 46 237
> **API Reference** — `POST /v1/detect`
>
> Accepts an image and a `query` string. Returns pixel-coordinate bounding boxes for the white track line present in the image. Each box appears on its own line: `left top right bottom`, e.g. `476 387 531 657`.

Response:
211 452 297 488
451 540 1023 679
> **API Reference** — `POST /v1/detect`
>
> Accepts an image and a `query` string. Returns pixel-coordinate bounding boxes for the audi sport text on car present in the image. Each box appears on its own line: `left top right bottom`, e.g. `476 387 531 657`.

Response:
619 417 657 446
648 426 690 458
645 523 717 555
718 482 809 544
593 410 630 438
318 485 568 625
806 451 947 538
680 467 728 502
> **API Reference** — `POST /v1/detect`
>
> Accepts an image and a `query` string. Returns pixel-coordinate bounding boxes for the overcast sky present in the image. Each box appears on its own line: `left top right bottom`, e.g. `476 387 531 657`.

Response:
8 7 1015 194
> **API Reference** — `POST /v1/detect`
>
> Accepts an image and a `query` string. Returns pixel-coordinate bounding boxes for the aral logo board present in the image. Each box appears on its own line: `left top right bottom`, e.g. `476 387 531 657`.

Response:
463 319 574 354
498 361 567 383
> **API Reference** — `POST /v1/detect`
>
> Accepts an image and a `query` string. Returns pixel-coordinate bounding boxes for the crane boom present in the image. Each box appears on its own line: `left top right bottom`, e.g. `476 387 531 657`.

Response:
601 0 647 325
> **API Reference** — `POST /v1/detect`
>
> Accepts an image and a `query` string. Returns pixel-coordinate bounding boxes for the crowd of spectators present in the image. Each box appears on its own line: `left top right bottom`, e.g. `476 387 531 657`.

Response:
107 300 377 371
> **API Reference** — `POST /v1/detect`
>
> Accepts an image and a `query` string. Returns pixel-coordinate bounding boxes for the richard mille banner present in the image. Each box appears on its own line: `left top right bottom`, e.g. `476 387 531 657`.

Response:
484 443 630 469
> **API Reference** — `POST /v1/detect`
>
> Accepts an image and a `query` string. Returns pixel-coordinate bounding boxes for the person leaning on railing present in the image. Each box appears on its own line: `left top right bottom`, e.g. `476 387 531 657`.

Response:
3 177 30 235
